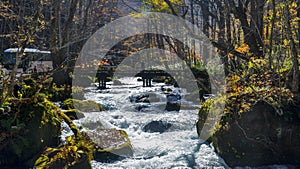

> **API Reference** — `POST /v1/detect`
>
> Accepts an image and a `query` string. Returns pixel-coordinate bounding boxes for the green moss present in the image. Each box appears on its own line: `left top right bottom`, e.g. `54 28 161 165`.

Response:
34 137 93 169
61 98 104 112
61 109 85 120
0 98 61 167
34 102 96 169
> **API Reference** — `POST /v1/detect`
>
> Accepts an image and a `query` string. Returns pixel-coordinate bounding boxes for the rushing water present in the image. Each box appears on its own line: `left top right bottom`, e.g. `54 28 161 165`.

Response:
61 77 292 169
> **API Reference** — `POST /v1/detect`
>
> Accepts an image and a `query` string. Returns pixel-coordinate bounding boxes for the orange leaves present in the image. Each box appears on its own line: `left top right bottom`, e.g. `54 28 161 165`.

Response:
228 53 234 59
236 44 250 54
227 44 251 60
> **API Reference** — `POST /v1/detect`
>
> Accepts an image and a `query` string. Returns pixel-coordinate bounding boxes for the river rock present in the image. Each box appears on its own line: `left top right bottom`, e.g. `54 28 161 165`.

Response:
87 128 133 162
165 102 180 111
198 101 300 167
83 120 104 130
164 94 181 111
61 98 104 112
142 120 172 133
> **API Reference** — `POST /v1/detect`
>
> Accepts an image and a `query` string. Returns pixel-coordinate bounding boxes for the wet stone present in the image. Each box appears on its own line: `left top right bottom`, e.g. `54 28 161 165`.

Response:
142 120 173 133
87 128 133 162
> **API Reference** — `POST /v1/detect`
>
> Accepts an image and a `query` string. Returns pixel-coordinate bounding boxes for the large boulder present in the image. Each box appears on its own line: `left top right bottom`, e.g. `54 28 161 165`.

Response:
87 128 133 162
0 99 61 168
198 101 300 167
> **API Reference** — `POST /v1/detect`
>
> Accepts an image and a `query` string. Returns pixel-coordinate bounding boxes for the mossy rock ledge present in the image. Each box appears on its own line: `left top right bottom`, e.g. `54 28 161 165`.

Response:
197 101 300 167
86 128 133 162
0 99 61 168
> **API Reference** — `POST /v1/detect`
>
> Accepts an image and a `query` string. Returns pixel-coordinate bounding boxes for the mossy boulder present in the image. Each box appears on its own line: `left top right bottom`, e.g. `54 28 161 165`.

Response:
87 128 133 162
61 109 85 120
197 101 300 167
34 146 92 169
61 98 104 112
0 99 61 168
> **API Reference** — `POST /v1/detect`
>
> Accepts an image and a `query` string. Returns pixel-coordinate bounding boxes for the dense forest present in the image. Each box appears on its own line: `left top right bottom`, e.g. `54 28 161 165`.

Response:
0 0 299 168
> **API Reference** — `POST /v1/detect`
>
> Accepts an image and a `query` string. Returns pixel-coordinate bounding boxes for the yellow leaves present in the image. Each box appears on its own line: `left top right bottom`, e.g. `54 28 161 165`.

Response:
17 91 23 98
144 0 183 13
248 61 254 69
284 39 290 45
66 136 73 143
231 75 240 82
248 58 267 70
244 86 253 93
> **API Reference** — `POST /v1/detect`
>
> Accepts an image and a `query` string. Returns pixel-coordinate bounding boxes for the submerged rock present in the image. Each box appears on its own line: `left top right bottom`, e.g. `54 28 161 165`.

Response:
87 128 133 162
142 120 172 133
198 101 300 167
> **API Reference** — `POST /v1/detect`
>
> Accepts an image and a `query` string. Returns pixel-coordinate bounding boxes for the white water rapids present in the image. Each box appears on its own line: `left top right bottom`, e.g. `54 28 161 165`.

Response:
61 77 293 169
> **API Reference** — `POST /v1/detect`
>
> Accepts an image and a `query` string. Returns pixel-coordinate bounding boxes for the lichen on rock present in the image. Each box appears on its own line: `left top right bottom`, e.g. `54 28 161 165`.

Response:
86 128 134 162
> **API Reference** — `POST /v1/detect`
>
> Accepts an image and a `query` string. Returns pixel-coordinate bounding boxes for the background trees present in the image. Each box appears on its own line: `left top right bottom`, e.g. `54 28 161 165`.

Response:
1 0 121 86
1 0 299 94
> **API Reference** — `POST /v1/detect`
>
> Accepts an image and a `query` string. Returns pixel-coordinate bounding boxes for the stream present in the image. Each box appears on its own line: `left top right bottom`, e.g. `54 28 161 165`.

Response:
62 77 292 169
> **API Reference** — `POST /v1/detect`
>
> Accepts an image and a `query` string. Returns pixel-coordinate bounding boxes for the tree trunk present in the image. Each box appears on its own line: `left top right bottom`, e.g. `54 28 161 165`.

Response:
268 0 276 70
50 0 65 86
284 3 299 93
51 0 80 86
217 0 229 75
199 0 210 37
